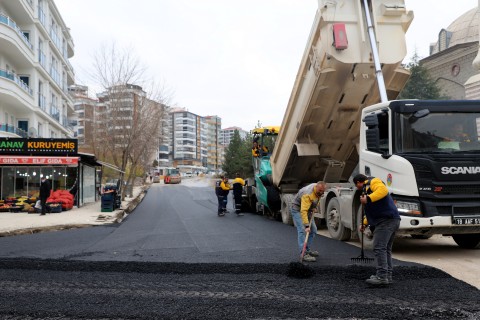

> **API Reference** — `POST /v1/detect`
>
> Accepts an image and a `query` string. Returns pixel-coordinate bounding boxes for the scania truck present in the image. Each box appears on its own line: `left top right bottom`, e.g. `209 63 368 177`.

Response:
254 0 480 249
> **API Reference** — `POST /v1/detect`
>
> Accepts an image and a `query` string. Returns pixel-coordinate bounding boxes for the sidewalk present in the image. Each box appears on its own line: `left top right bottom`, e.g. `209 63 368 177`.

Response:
0 185 148 237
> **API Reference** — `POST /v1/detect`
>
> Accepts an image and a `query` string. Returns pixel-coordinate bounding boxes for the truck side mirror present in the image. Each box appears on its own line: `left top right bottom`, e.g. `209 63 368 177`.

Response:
363 113 378 127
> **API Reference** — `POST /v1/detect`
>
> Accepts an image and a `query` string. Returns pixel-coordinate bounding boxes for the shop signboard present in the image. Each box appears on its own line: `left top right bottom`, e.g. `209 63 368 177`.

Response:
0 138 77 155
0 156 79 165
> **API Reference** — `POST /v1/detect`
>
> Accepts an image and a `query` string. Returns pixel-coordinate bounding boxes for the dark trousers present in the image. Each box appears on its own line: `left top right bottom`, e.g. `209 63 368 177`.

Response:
217 195 224 214
40 197 48 215
233 192 242 213
372 218 400 280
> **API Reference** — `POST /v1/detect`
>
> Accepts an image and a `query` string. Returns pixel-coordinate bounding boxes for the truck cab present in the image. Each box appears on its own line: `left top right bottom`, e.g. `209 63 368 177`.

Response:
358 100 480 247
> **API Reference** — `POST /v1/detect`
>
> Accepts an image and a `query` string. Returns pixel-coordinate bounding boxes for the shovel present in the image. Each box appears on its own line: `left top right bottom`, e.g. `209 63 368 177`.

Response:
299 211 315 263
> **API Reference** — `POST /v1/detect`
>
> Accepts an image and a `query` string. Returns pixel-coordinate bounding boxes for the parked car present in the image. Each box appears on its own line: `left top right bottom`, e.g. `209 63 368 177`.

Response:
152 176 160 183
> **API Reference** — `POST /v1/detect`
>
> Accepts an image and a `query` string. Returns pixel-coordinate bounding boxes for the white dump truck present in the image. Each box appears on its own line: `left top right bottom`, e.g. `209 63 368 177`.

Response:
262 0 480 249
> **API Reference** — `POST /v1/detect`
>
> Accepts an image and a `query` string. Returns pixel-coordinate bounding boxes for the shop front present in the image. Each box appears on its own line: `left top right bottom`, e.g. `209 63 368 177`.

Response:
0 138 95 208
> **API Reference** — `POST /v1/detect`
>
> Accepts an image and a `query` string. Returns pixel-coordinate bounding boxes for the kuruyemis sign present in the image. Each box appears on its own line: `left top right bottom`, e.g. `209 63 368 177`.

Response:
0 138 78 155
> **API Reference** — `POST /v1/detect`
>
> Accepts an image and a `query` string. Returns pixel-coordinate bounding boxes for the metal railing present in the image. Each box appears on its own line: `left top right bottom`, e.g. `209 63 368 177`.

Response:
0 123 28 138
0 69 33 96
0 13 33 50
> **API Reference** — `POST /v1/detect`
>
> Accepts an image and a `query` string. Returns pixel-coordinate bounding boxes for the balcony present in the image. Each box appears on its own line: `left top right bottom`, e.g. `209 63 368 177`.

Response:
49 67 61 87
0 123 28 138
49 28 62 53
0 12 34 51
0 69 33 96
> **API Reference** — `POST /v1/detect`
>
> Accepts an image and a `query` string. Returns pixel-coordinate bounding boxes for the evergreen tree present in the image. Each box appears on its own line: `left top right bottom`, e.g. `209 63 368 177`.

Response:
222 130 253 178
398 53 446 100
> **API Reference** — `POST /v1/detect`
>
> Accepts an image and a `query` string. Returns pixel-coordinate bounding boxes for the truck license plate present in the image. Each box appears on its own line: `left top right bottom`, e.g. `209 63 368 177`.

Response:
453 218 480 225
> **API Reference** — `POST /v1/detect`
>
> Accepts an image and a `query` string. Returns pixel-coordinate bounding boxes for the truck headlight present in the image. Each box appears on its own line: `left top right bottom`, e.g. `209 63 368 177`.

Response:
394 200 422 215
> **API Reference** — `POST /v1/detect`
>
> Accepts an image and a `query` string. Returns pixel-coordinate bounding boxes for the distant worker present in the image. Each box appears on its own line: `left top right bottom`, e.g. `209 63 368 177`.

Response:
252 141 261 157
252 140 269 157
291 181 326 262
232 173 246 216
353 174 401 287
215 176 232 216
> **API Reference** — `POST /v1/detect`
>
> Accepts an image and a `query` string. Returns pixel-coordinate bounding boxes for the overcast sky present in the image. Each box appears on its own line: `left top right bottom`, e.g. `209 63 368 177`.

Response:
55 0 479 131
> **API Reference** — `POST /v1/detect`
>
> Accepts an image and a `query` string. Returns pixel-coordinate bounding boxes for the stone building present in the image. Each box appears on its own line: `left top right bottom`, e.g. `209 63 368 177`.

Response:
421 6 480 99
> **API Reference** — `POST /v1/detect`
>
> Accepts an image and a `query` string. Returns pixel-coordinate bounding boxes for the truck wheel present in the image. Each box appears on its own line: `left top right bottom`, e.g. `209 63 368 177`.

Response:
280 194 294 226
452 234 480 249
356 206 373 249
326 198 350 241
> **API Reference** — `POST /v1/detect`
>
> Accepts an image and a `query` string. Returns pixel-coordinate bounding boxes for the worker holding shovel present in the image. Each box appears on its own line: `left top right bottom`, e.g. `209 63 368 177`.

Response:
290 181 326 262
353 174 401 286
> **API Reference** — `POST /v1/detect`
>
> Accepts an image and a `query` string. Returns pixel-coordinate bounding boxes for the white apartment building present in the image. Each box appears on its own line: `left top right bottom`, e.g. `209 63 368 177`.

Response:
220 126 247 146
204 115 223 172
171 108 208 172
0 0 74 138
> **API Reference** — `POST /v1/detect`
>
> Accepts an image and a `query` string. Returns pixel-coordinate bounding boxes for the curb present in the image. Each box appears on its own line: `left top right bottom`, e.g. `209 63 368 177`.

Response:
114 184 149 223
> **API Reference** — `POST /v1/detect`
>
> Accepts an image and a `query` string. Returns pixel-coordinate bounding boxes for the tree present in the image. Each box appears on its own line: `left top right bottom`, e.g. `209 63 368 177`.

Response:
222 130 253 178
90 43 170 199
398 52 446 100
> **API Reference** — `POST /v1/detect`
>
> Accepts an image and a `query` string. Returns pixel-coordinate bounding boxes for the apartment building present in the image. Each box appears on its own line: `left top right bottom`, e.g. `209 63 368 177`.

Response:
0 0 75 138
69 84 96 148
170 108 207 173
204 115 223 172
220 126 247 146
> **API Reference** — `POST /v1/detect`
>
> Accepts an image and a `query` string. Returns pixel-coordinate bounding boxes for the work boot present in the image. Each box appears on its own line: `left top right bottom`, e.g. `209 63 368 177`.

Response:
370 275 392 284
306 250 319 257
302 254 316 262
366 275 389 286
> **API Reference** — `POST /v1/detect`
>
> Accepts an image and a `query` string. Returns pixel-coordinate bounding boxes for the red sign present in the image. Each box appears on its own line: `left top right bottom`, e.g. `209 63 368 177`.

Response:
0 156 79 165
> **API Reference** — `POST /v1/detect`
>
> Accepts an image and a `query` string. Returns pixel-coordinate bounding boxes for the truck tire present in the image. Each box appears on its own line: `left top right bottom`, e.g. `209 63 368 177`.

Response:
326 198 350 241
452 234 480 249
356 205 373 249
280 194 294 226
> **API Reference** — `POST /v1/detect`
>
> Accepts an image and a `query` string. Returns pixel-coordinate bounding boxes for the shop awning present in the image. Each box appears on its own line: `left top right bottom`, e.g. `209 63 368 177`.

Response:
78 152 125 173
97 160 125 173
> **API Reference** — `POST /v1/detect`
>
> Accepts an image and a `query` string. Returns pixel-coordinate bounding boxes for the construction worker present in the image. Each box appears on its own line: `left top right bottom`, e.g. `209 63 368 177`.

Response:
353 174 401 286
232 173 246 216
290 181 326 262
216 176 232 216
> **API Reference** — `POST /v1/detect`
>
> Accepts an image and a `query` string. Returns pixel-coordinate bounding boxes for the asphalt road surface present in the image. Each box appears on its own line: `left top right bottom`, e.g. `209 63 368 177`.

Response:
0 180 478 319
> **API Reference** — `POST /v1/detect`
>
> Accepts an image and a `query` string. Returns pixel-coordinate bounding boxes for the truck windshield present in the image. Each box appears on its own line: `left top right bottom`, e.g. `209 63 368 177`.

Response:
168 169 179 175
394 112 480 153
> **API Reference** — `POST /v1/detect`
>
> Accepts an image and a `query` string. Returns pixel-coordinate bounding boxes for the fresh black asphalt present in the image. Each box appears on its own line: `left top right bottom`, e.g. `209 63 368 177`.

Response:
0 182 477 319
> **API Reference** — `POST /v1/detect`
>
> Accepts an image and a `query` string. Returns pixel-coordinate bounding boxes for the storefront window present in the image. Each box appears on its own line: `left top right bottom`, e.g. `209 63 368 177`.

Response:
52 166 66 190
0 166 79 199
15 167 29 197
29 167 40 197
